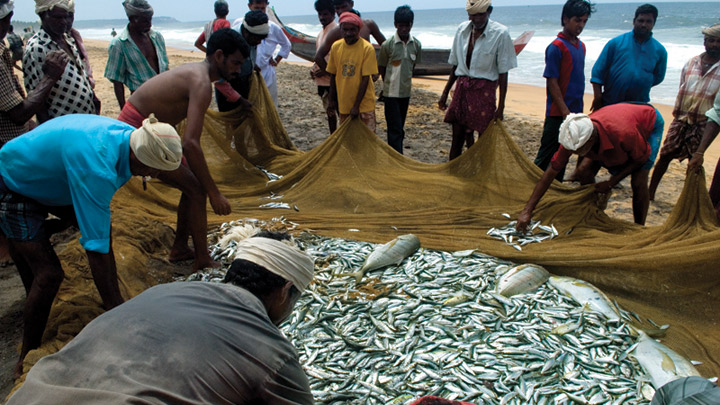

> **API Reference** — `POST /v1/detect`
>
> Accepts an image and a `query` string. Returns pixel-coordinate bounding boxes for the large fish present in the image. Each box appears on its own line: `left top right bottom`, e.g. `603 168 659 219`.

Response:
547 276 620 322
632 331 702 389
496 264 550 297
349 234 420 282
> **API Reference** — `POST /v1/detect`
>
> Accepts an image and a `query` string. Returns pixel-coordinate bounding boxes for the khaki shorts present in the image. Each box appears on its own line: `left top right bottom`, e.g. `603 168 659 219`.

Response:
339 111 376 133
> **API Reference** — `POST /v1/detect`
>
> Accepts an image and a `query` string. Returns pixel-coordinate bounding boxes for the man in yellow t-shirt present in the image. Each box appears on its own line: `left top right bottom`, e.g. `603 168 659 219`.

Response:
327 11 378 132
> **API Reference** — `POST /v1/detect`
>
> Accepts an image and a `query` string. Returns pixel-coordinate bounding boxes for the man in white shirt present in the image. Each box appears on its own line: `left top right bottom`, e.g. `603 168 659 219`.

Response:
233 0 291 109
438 0 517 160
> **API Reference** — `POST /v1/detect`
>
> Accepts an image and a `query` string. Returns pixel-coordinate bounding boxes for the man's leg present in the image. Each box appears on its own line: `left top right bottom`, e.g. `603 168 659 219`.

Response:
450 123 466 160
398 97 410 150
156 165 219 270
648 154 673 201
319 87 337 133
534 116 565 181
631 169 650 225
573 158 602 185
10 238 64 380
385 97 403 153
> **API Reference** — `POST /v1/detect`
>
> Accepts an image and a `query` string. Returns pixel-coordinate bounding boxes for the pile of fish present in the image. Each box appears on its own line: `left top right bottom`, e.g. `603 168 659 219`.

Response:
487 214 559 251
185 224 707 404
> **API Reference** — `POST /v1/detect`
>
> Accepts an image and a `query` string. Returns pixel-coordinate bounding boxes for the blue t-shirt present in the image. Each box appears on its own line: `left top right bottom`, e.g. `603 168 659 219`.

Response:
590 31 667 106
543 32 586 116
0 115 134 253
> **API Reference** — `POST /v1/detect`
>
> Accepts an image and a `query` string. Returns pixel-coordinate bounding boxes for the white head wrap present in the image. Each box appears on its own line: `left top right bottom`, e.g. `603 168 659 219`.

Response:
129 114 183 171
559 113 595 151
466 0 490 14
0 0 13 19
123 0 153 17
702 24 720 39
35 0 74 14
234 237 314 293
243 19 269 36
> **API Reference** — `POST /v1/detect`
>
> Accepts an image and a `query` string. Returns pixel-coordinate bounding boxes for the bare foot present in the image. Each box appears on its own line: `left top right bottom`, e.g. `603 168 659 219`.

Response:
13 358 24 380
169 247 195 263
193 259 221 271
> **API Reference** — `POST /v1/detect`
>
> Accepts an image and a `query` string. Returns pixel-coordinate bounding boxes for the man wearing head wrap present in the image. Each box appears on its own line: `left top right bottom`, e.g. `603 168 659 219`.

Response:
517 103 664 232
0 114 182 380
7 231 314 405
313 0 385 79
326 10 379 131
591 4 667 111
105 0 168 109
118 28 250 271
649 24 720 200
24 0 98 122
439 0 518 160
194 0 231 54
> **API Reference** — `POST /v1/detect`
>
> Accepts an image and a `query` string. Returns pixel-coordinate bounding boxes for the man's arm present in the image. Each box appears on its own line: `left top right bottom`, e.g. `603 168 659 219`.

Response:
350 76 370 117
595 158 646 194
86 247 124 310
184 81 231 215
516 165 562 232
112 81 126 109
591 82 604 112
313 26 341 71
269 24 292 67
6 51 67 125
495 72 508 120
366 20 386 45
438 68 459 110
653 47 668 86
328 73 337 113
195 32 207 53
687 120 720 173
547 77 570 117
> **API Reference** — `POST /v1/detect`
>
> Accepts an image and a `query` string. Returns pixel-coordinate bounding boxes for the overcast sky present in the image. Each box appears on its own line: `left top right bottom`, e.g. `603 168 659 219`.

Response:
12 0 705 23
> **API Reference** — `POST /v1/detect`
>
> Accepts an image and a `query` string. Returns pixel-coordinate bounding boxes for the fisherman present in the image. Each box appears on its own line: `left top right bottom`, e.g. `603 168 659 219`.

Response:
105 0 169 109
311 0 338 134
590 4 667 111
117 28 249 270
194 0 230 53
6 232 315 404
516 102 664 230
313 0 385 76
687 78 720 220
649 24 720 200
438 0 517 160
0 114 183 380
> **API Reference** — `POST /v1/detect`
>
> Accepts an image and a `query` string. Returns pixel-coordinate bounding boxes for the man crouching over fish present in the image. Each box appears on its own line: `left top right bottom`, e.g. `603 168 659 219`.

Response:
7 232 315 405
517 102 663 230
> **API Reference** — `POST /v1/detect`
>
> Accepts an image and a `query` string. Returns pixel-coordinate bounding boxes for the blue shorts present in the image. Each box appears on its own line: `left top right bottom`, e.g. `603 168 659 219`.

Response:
0 176 48 242
607 106 664 175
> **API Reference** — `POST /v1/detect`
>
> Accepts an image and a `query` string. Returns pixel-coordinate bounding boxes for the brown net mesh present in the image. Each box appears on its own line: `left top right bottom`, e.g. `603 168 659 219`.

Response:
10 72 720 396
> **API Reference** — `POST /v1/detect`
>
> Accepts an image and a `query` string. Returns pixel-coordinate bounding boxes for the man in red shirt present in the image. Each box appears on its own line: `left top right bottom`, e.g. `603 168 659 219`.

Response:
517 102 664 231
194 0 231 53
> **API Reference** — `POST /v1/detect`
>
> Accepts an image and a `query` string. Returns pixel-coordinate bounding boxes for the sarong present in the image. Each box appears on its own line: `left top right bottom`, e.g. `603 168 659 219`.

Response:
658 118 708 161
444 76 497 134
117 101 146 129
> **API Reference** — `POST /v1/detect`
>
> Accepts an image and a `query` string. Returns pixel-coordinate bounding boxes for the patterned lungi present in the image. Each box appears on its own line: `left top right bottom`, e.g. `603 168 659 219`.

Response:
444 76 497 134
659 118 708 161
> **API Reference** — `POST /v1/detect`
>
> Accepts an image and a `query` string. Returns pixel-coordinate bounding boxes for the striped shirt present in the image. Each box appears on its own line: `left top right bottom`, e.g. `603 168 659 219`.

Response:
673 54 720 125
104 26 169 92
23 29 96 119
378 32 422 98
0 43 29 144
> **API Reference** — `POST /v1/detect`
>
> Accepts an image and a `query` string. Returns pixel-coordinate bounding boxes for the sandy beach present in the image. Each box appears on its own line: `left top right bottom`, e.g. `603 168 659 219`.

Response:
0 38 715 399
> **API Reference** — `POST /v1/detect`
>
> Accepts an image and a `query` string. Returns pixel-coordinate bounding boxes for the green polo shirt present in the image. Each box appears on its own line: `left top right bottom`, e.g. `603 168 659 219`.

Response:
378 33 422 98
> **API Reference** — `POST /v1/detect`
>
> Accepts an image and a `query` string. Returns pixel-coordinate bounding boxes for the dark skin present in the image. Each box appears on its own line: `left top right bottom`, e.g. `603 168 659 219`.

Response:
591 13 656 112
649 35 720 200
328 23 370 118
261 282 301 326
548 14 589 118
194 6 229 53
310 8 338 133
438 9 508 160
113 14 161 109
127 49 246 269
516 128 651 232
687 119 720 220
11 149 161 380
0 12 69 126
36 7 77 123
313 0 385 74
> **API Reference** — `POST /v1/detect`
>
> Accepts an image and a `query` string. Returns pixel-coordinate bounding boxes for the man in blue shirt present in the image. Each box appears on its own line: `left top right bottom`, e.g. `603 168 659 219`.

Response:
590 4 667 111
0 114 182 380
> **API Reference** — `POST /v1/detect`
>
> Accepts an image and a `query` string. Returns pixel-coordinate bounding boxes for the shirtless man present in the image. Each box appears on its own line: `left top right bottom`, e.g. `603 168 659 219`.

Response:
313 0 385 73
117 28 250 269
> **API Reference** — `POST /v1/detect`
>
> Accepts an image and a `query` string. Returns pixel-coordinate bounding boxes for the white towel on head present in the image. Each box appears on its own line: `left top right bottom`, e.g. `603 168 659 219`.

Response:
466 0 490 14
129 114 183 172
0 0 13 19
35 0 74 14
559 113 594 151
234 237 314 293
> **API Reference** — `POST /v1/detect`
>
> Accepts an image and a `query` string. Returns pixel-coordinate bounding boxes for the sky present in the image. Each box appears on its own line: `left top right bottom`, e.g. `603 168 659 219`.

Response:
12 0 707 23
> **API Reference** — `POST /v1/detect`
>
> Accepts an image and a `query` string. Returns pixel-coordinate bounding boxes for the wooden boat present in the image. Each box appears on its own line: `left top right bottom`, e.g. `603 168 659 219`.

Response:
268 7 534 77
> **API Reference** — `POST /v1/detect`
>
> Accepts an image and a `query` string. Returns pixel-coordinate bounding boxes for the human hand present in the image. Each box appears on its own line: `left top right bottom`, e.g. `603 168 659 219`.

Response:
590 97 603 112
560 105 571 117
595 180 613 194
438 94 448 111
516 211 532 233
237 97 252 111
494 107 504 121
687 153 704 174
350 106 359 117
209 192 232 215
269 57 279 67
42 51 69 80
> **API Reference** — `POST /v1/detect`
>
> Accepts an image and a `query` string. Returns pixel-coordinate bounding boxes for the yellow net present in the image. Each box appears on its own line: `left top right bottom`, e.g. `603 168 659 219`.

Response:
10 73 720 396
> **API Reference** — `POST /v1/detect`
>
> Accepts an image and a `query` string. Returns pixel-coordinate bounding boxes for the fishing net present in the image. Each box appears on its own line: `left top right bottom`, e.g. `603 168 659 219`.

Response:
9 72 720 396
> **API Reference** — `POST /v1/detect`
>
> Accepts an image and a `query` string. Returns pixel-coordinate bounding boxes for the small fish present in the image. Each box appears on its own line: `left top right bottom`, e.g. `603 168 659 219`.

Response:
496 264 549 297
259 202 291 209
348 234 420 282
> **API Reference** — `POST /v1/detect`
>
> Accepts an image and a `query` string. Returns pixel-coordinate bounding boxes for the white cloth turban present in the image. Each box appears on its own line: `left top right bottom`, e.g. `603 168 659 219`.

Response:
0 0 13 19
234 237 314 293
559 113 595 151
466 0 490 14
702 24 720 39
123 0 153 17
243 19 269 36
129 114 182 172
35 0 74 14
